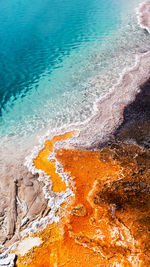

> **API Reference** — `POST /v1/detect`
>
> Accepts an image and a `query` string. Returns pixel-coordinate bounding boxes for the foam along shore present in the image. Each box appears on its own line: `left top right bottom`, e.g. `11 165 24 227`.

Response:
16 78 150 265
70 0 150 150
16 68 150 266
16 54 150 265
1 0 150 266
74 51 150 149
0 132 79 265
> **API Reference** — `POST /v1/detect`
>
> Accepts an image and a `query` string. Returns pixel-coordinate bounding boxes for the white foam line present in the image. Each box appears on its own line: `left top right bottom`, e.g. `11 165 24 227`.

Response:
2 0 149 264
22 131 80 237
32 55 150 150
66 50 150 149
22 0 150 237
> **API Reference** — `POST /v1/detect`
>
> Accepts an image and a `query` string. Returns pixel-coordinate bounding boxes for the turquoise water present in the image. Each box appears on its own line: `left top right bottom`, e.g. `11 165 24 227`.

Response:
0 0 148 140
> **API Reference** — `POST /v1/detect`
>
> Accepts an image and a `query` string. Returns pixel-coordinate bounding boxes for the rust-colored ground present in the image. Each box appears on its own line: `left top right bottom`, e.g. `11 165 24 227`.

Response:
17 133 150 266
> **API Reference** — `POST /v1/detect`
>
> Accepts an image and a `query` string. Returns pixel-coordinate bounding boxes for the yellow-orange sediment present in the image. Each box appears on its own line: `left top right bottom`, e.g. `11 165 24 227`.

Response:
17 133 150 266
33 131 77 192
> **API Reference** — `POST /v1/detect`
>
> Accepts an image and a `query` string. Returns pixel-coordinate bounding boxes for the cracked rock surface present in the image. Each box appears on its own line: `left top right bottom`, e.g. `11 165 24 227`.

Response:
0 164 48 254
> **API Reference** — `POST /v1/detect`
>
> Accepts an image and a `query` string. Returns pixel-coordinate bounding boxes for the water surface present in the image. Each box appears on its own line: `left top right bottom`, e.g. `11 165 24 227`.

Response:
0 0 149 144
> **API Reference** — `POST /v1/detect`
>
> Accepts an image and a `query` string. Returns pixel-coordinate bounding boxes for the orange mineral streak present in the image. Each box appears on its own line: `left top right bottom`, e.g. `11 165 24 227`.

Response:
33 131 77 193
17 136 125 267
17 135 150 266
56 148 121 236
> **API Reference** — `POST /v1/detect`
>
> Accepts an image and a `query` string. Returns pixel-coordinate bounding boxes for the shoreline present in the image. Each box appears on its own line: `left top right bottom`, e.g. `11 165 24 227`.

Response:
137 0 150 33
1 0 150 265
73 51 150 149
23 0 150 153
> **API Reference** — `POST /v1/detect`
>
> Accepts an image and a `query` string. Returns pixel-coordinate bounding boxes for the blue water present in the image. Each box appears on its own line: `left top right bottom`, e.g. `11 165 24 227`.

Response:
0 0 145 139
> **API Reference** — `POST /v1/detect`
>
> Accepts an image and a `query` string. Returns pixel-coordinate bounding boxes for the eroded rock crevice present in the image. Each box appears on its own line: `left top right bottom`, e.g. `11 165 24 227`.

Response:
0 164 48 254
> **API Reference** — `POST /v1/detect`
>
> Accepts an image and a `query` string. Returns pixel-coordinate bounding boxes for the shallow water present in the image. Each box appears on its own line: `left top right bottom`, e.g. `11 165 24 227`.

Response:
1 1 150 262
0 0 148 142
0 0 119 132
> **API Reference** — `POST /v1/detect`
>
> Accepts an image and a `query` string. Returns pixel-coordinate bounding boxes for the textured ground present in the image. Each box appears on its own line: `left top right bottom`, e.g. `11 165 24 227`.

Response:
16 135 150 266
1 1 150 266
1 53 150 267
15 73 150 267
0 164 48 253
